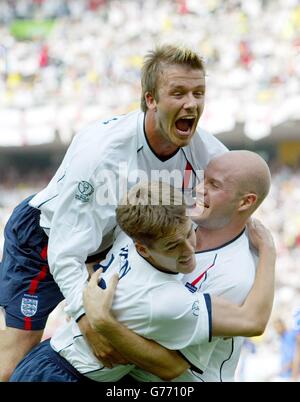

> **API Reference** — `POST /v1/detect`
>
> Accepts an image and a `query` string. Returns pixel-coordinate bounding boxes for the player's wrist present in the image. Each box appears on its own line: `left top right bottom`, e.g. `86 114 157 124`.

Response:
91 312 117 334
261 247 276 266
76 313 86 323
77 314 93 335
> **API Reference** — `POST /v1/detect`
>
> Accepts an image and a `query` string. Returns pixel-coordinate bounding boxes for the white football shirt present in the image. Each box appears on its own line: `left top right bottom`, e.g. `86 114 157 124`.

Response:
30 110 227 320
51 233 212 382
130 229 257 382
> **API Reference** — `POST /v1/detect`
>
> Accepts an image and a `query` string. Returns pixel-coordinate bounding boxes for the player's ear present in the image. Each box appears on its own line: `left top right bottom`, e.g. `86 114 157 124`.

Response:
238 193 257 212
145 92 157 111
135 240 150 258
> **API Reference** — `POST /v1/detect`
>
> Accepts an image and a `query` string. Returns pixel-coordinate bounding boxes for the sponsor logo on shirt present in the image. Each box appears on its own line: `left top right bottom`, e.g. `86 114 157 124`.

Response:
186 282 198 293
185 254 218 293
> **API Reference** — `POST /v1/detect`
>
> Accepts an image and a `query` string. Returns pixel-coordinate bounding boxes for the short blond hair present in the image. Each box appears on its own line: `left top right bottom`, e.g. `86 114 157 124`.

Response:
116 181 188 245
140 44 205 112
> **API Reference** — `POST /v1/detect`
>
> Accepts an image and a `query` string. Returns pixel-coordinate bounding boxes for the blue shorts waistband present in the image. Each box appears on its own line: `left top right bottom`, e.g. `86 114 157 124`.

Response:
46 340 95 383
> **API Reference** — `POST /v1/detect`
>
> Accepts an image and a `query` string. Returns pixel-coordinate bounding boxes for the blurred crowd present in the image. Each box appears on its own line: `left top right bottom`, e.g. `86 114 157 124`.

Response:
237 163 300 381
1 0 300 381
0 0 300 145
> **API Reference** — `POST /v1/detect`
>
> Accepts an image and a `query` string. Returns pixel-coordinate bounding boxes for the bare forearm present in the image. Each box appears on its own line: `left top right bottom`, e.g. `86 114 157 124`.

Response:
77 314 128 366
211 298 250 337
84 271 189 380
212 246 275 337
240 246 275 332
93 318 190 381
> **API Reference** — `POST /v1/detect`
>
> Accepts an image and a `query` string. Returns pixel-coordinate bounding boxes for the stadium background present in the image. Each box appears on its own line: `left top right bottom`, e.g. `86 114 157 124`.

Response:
0 0 299 381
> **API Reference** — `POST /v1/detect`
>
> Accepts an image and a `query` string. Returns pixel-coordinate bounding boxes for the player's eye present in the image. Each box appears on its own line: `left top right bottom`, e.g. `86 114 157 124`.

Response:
167 244 178 250
193 92 204 98
211 181 219 188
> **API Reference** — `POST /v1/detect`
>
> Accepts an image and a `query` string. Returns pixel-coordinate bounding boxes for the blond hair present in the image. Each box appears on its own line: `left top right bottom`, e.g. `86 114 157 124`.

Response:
140 44 205 112
116 181 187 245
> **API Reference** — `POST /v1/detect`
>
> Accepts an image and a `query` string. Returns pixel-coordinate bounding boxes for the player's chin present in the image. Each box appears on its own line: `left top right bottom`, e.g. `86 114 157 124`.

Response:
178 257 196 273
188 205 206 220
193 205 210 221
175 133 195 147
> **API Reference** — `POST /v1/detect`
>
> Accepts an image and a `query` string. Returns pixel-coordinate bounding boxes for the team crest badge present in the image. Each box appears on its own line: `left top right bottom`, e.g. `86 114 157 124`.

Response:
75 181 94 202
21 295 38 317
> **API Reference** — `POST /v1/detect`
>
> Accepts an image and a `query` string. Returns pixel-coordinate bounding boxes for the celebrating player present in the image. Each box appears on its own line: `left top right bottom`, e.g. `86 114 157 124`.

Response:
9 179 275 382
97 150 273 382
0 44 227 381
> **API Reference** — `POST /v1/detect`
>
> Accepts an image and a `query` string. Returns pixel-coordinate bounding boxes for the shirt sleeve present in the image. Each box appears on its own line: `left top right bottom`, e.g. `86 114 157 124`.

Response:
145 283 211 350
47 150 123 320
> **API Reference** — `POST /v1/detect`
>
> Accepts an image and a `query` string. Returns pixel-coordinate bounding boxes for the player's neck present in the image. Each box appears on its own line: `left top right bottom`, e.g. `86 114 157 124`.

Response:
196 223 246 252
144 111 178 157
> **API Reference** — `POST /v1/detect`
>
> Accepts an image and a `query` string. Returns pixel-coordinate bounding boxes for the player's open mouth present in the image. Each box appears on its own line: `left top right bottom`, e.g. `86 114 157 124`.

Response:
175 117 195 137
192 201 209 209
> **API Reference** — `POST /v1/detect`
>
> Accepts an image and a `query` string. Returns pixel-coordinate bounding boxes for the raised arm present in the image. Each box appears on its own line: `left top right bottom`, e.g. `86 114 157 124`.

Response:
46 144 135 365
83 270 189 381
211 219 276 337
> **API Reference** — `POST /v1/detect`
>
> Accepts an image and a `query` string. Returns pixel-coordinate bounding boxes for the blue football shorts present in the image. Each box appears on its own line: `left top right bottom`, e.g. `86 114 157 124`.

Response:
0 196 64 330
9 339 95 382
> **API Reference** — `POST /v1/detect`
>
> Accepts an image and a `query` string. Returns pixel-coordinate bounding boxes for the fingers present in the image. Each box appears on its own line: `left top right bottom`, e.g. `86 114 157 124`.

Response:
90 332 128 368
86 262 95 278
96 356 113 369
251 218 262 227
108 273 119 292
84 270 119 315
248 218 267 236
247 217 261 229
103 273 119 307
95 349 128 368
248 218 276 252
89 268 103 286
96 353 128 368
